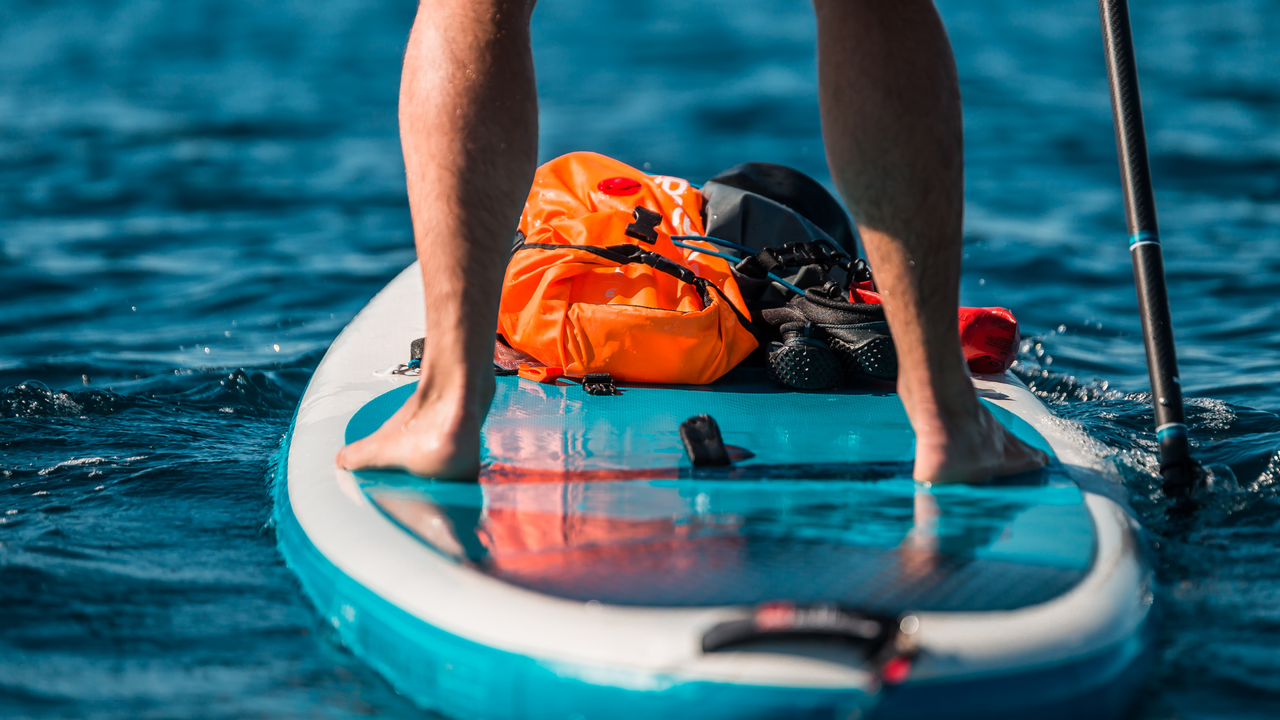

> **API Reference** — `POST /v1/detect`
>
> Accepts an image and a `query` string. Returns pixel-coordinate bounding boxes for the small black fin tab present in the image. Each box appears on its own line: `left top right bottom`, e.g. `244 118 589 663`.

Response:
680 414 732 467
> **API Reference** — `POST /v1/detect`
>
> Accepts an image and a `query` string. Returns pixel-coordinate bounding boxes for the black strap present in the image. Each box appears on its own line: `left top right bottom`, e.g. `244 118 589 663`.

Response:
515 243 703 303
519 241 647 268
705 281 763 344
514 242 762 343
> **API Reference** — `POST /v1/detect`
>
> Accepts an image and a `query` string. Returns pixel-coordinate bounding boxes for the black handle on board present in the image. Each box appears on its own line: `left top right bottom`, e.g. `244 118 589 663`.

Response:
1097 0 1199 499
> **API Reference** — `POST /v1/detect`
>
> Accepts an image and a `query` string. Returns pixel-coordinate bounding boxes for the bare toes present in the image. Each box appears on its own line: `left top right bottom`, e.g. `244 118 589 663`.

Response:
336 432 394 471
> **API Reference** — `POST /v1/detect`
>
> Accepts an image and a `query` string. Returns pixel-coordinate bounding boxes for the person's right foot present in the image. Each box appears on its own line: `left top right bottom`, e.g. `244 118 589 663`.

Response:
904 391 1049 483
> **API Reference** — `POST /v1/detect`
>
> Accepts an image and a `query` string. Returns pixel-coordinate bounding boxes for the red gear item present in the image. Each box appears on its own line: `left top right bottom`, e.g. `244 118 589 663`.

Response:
596 176 643 196
851 286 1020 374
958 306 1020 374
517 364 565 383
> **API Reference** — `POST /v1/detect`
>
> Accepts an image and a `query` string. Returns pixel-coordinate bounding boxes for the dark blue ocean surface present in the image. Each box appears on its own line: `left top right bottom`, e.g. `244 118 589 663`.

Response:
2 0 1277 717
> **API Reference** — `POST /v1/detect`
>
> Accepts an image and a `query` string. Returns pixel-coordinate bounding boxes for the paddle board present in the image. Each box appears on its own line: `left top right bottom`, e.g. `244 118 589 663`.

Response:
275 262 1155 720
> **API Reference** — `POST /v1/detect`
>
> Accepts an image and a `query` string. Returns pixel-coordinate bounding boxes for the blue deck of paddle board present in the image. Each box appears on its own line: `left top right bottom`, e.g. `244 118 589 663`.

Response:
275 429 1150 720
348 372 1095 613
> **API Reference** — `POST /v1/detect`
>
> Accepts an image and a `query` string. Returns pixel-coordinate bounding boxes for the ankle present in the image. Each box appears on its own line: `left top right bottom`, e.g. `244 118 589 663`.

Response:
414 356 494 421
897 367 979 434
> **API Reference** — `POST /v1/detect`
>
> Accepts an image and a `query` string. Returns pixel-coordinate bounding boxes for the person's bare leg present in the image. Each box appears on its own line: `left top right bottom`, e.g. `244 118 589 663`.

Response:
813 0 1047 482
336 0 538 478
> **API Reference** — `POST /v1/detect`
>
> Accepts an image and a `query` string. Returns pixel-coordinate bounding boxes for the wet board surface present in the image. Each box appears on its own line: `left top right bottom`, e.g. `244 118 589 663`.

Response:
347 368 1095 614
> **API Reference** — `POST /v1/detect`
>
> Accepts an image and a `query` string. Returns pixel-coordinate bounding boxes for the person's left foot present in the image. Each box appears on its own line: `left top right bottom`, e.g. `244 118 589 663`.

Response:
336 372 495 480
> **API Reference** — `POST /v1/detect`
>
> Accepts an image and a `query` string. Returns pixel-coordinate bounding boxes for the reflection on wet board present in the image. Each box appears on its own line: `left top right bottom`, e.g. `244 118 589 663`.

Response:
348 372 1093 614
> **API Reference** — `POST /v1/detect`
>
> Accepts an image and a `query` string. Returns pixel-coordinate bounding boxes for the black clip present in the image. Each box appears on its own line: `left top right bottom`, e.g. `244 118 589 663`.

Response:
582 372 619 396
624 206 663 244
639 252 697 283
848 257 874 285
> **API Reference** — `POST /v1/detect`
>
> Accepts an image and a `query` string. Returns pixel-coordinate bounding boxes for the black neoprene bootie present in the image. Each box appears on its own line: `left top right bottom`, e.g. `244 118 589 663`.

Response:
794 293 898 380
765 322 843 390
825 325 896 380
761 291 898 382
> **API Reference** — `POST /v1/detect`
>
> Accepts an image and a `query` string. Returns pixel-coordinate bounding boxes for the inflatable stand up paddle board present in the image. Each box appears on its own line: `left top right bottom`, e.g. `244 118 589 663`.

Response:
275 264 1155 720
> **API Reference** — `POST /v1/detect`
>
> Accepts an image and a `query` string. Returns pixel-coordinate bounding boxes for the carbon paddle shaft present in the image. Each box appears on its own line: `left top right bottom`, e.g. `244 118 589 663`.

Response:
1098 0 1196 497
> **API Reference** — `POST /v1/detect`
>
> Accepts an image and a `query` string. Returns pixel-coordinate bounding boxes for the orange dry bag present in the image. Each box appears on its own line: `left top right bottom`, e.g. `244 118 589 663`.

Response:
497 152 759 385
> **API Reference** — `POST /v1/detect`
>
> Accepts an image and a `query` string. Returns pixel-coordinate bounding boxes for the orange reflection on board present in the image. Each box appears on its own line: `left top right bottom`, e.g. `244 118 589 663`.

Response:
476 464 746 587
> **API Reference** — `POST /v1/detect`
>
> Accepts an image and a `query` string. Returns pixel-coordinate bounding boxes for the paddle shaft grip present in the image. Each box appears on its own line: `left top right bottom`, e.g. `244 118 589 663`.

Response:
1098 0 1195 496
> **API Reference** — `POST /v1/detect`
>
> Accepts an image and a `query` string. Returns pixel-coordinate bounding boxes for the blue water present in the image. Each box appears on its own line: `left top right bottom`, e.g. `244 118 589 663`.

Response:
1 0 1277 717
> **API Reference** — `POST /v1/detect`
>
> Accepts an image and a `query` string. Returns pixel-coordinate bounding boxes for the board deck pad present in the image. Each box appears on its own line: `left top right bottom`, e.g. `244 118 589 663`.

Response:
348 370 1095 613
